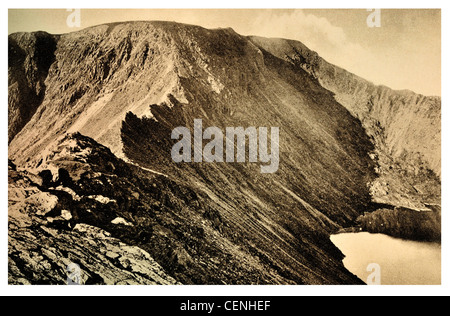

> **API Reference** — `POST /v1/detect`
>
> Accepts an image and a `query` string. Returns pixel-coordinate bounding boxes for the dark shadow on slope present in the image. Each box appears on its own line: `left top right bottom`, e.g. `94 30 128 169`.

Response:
119 33 377 285
8 32 58 142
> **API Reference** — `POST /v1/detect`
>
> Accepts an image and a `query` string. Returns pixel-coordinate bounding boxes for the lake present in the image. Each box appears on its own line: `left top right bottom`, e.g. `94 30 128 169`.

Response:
330 232 441 285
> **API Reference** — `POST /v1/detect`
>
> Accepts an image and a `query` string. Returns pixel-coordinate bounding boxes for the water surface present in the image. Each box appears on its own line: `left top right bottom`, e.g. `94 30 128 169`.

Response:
330 232 441 285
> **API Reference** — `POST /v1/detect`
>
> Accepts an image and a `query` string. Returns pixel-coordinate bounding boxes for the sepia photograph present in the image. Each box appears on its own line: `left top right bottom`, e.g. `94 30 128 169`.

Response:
6 7 442 290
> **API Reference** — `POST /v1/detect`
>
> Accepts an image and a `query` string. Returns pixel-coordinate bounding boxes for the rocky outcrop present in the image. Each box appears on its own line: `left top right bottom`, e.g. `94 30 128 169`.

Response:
8 159 179 285
356 205 441 242
9 221 180 285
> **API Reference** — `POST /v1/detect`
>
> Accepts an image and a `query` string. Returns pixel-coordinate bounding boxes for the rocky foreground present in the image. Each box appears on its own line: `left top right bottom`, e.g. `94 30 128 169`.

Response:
9 133 363 284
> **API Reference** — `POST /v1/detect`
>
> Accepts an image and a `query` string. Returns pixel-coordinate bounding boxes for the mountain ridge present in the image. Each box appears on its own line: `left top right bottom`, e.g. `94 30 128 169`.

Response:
8 21 441 285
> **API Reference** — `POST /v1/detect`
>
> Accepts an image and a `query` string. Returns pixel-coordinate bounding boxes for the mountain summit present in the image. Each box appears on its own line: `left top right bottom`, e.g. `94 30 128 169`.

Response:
8 21 440 285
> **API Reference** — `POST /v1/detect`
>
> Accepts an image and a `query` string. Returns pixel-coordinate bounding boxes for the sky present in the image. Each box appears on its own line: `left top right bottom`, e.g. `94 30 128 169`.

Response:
8 9 441 96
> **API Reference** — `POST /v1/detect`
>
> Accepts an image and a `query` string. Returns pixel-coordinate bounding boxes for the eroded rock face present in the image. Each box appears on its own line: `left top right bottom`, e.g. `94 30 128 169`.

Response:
355 205 441 242
9 221 180 285
248 36 441 240
8 32 58 143
249 36 441 212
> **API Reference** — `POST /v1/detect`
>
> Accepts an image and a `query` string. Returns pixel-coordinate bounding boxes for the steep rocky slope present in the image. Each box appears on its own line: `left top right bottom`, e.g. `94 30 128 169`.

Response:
250 36 441 210
9 133 362 284
8 140 179 285
249 36 441 241
8 21 440 284
8 31 58 143
8 22 187 164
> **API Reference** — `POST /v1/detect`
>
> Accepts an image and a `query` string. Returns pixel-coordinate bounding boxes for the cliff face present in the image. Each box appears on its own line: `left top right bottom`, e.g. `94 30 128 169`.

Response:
249 36 441 213
249 36 441 176
8 31 58 143
8 21 440 284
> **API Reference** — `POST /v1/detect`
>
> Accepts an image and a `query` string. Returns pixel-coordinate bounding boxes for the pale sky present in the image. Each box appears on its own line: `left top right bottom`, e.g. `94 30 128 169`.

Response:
8 9 441 96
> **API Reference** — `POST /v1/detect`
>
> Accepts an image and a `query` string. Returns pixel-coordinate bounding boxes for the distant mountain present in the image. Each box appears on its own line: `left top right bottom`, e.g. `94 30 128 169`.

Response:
8 21 440 285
